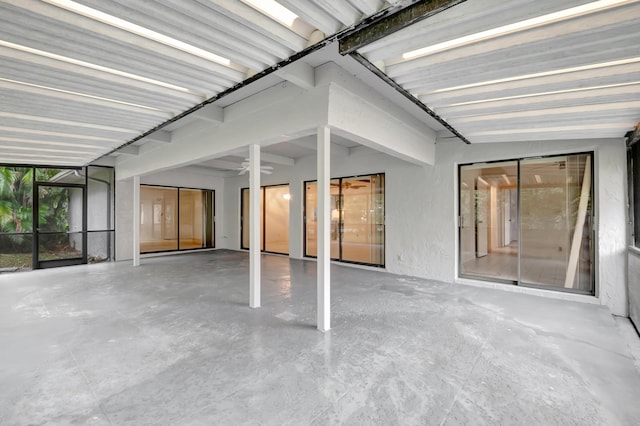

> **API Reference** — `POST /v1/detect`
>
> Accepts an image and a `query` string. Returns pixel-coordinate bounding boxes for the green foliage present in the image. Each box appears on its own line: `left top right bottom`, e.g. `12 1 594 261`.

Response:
0 167 33 233
0 167 69 249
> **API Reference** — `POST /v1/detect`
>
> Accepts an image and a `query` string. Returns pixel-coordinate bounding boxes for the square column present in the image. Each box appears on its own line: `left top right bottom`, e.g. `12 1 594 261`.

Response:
317 126 331 331
250 144 261 308
133 175 140 267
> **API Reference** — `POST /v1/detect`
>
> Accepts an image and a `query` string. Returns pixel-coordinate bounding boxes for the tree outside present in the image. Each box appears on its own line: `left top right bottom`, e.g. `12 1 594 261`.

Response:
0 167 77 270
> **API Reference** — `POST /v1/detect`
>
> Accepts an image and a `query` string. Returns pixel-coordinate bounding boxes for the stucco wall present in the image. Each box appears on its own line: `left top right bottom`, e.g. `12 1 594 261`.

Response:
117 137 629 316
221 137 628 315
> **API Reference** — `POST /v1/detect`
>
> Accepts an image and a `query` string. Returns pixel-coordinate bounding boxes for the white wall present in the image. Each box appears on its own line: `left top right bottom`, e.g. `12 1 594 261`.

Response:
115 166 225 260
220 137 628 315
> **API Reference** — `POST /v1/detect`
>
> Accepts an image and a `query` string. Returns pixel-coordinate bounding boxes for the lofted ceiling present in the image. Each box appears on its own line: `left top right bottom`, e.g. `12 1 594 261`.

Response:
357 0 640 143
0 0 638 168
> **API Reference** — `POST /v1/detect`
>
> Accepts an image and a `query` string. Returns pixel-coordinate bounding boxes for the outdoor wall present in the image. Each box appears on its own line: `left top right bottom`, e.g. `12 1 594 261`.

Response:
115 167 224 261
222 137 628 316
629 249 640 327
434 138 628 316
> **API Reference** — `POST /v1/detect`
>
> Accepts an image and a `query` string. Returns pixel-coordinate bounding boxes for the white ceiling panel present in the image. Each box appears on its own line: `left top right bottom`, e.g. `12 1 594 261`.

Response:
358 0 640 143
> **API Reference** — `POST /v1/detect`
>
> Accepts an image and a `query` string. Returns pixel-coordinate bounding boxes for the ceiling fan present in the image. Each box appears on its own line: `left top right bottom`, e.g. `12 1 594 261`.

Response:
236 159 274 175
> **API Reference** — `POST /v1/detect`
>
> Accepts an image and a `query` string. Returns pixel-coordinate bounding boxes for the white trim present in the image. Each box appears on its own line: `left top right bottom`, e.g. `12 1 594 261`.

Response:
456 277 600 305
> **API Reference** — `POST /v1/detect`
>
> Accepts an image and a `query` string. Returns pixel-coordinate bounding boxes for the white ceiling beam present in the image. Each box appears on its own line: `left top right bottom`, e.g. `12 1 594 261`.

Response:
348 145 377 157
287 138 350 157
140 130 172 144
260 152 295 166
275 61 315 89
117 145 139 156
191 104 224 123
200 159 242 170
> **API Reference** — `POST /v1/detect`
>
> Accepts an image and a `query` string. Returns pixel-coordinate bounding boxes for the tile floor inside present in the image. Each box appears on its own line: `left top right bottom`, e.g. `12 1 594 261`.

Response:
1 250 639 425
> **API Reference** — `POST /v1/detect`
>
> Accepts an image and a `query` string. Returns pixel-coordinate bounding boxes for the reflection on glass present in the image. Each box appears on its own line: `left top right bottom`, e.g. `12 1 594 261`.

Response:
140 186 178 252
304 180 340 259
179 189 205 249
241 188 264 250
305 174 385 267
459 162 518 281
341 176 385 264
264 185 290 254
37 186 83 261
520 154 592 290
241 185 289 254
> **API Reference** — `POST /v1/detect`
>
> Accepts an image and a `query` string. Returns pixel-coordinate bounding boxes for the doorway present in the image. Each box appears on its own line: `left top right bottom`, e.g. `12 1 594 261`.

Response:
459 153 594 293
34 183 86 268
240 184 290 255
304 173 385 267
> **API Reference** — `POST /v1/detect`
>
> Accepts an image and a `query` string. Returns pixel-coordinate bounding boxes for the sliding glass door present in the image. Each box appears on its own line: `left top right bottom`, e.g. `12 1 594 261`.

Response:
35 183 85 268
460 161 518 281
459 153 593 293
140 185 215 253
305 173 385 267
240 184 290 255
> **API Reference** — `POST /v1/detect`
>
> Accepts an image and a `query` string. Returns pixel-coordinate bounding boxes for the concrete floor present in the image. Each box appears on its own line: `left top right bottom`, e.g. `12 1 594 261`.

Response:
1 250 639 425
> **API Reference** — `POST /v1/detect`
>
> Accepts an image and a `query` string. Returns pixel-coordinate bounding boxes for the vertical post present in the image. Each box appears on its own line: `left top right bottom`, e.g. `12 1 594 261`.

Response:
317 126 331 331
250 144 261 308
133 175 140 267
564 158 592 288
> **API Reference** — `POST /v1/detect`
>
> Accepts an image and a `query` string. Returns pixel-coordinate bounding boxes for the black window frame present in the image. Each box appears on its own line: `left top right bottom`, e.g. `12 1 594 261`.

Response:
303 172 386 268
138 184 215 254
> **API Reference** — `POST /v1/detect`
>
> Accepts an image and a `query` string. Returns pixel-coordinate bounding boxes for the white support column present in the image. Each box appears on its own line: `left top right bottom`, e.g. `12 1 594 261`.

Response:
132 175 141 267
317 126 331 331
249 144 261 308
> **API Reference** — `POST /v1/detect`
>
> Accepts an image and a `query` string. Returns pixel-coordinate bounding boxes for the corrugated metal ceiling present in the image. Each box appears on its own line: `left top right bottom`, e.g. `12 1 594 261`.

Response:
357 0 640 143
0 0 400 166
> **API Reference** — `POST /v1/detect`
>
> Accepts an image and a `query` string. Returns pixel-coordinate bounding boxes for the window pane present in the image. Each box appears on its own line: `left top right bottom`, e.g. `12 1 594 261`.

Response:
520 154 593 291
264 185 290 254
241 188 265 250
305 180 340 259
305 182 317 257
140 186 178 253
459 162 518 281
241 188 250 249
341 175 384 265
179 189 205 250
